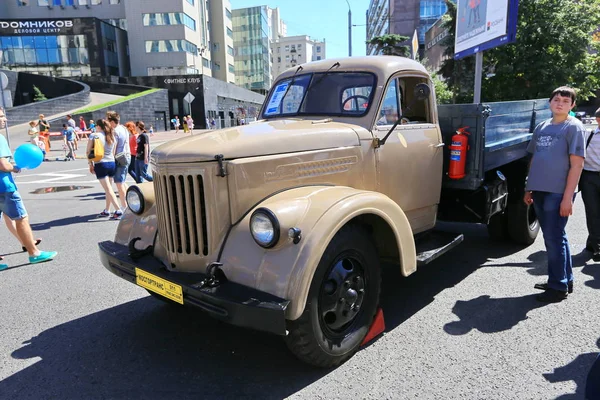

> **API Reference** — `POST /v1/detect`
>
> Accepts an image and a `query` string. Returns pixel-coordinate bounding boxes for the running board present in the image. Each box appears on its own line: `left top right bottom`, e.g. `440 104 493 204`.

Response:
415 231 464 266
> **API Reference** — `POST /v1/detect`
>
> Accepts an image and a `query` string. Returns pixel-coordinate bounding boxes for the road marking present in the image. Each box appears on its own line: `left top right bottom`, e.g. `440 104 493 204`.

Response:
16 173 87 183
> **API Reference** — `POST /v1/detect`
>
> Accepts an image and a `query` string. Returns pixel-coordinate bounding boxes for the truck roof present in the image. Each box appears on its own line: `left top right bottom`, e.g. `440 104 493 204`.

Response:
277 56 429 81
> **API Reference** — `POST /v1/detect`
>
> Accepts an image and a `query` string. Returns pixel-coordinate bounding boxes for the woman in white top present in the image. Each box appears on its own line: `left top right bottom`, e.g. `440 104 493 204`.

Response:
87 119 120 218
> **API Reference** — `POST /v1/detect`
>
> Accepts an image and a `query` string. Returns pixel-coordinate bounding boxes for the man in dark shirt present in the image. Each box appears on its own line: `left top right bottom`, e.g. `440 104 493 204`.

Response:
134 121 153 183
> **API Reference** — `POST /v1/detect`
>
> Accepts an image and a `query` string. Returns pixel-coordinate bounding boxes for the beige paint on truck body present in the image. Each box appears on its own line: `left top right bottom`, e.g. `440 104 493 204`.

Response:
116 56 444 320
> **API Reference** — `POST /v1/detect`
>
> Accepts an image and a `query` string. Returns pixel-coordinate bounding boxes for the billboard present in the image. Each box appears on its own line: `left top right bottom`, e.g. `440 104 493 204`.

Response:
454 0 519 59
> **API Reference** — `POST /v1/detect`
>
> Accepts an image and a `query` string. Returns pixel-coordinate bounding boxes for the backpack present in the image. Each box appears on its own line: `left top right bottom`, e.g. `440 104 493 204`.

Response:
88 135 105 162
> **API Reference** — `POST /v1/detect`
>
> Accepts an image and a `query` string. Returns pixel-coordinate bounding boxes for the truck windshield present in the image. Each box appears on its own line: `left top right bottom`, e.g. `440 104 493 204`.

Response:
262 72 376 119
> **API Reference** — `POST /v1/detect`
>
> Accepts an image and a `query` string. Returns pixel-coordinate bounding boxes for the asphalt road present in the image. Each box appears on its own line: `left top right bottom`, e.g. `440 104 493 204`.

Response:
0 145 599 399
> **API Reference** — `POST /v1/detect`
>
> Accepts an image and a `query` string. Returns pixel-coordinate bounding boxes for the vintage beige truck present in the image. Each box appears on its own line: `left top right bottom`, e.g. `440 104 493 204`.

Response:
99 56 547 368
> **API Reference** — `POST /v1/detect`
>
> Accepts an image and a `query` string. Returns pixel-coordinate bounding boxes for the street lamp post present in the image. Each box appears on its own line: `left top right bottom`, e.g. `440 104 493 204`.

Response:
345 0 352 57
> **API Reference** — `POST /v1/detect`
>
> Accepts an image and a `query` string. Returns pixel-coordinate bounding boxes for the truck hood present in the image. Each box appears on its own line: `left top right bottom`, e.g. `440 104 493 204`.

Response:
151 119 361 163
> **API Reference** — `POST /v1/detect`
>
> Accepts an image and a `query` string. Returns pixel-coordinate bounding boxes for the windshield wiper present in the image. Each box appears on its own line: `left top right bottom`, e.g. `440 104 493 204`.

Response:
308 62 340 90
277 65 304 115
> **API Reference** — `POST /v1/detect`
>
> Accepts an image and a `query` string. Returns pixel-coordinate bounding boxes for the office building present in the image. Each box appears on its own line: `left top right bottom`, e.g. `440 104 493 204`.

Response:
272 35 326 78
231 6 274 95
0 0 237 80
366 0 447 56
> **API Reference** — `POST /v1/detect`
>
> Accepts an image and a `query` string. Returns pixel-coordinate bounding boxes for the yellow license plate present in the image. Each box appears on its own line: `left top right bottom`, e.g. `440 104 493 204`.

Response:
135 268 184 304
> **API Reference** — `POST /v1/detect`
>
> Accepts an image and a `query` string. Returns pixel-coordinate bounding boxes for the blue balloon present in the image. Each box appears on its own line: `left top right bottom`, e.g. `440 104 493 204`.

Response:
14 143 44 170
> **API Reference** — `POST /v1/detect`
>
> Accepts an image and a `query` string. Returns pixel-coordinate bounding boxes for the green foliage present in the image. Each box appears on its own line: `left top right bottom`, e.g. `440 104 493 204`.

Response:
439 0 600 103
33 85 47 102
74 89 161 113
366 34 411 57
419 56 454 104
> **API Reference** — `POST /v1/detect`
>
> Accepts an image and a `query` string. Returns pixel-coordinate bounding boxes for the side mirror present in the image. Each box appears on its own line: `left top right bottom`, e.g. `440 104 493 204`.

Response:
414 83 431 101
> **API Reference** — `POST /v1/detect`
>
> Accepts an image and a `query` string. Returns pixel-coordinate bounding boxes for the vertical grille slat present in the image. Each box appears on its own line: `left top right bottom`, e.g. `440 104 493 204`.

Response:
154 169 209 257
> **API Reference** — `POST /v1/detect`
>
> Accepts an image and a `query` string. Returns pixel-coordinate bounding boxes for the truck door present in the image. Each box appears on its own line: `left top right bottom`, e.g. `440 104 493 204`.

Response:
373 75 444 234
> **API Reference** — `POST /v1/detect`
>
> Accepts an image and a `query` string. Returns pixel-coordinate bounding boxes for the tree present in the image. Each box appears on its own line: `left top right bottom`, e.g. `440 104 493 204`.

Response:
33 85 47 102
366 34 411 57
439 0 600 103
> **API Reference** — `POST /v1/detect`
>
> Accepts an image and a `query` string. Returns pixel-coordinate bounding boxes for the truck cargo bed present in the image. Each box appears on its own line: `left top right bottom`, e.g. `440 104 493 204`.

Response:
438 99 551 191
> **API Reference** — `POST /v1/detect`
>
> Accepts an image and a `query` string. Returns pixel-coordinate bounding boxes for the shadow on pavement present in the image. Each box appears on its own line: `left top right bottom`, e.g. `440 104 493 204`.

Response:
30 214 109 230
443 294 546 335
543 338 600 400
1 297 327 399
380 222 526 331
581 262 600 290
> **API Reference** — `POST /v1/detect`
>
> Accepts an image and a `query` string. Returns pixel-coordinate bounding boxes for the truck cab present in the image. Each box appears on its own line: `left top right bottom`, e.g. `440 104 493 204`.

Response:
99 56 540 368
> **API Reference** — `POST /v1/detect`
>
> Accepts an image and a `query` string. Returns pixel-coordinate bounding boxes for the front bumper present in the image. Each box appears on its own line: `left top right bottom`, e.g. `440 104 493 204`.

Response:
98 241 289 335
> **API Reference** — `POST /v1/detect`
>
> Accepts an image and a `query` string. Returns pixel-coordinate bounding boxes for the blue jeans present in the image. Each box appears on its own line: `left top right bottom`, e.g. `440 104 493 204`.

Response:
134 158 153 183
532 191 572 292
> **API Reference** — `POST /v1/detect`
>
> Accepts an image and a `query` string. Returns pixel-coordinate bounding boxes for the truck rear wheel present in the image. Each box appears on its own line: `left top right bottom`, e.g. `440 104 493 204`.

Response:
487 212 509 241
285 224 381 368
507 201 539 245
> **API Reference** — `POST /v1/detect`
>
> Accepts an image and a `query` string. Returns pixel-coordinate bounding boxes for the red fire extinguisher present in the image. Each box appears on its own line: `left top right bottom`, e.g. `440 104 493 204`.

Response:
448 126 470 180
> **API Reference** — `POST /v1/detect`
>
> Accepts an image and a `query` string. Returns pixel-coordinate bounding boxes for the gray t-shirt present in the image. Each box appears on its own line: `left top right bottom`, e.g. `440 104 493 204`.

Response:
526 117 586 194
90 131 115 163
114 124 130 155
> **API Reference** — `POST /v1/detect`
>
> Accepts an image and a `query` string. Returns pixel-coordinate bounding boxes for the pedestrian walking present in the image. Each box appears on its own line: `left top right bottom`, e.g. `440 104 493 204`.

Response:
183 117 189 134
0 109 57 270
66 115 79 150
210 118 216 129
186 115 194 134
579 107 600 262
87 119 121 218
38 114 50 153
27 120 39 144
171 116 180 133
62 123 77 161
125 121 138 183
89 119 96 133
79 116 87 132
106 111 129 218
525 86 586 303
134 121 153 183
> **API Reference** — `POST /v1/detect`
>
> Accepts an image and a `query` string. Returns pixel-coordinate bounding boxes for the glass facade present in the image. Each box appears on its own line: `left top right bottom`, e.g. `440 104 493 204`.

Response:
142 13 196 31
0 34 90 76
145 39 197 54
232 6 272 94
0 18 128 77
419 0 447 43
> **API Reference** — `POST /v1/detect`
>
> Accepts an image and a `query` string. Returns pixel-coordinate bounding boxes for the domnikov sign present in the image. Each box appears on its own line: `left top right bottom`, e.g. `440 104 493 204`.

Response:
0 20 74 35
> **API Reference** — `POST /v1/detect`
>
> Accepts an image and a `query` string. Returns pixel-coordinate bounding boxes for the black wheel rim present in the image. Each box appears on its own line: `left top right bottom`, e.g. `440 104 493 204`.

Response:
527 204 538 231
318 253 367 339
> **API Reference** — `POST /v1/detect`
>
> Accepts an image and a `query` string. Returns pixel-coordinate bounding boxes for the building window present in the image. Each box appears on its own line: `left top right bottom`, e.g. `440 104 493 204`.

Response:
284 45 289 51
186 0 194 4
1 34 89 66
214 63 221 71
316 46 321 52
17 0 29 6
227 27 233 38
143 13 196 31
227 45 234 56
225 8 232 19
37 0 49 5
277 57 281 62
298 44 302 49
90 0 102 4
145 39 198 54
109 0 119 3
316 56 321 60
203 58 210 69
228 63 235 73
213 42 220 51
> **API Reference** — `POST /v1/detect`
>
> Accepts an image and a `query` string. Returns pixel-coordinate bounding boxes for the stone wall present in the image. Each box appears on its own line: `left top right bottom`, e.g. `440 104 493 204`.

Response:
65 89 170 133
4 78 91 126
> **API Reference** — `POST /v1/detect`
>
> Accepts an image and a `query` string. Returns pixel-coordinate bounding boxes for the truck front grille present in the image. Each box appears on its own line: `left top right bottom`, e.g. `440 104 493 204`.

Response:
154 173 208 256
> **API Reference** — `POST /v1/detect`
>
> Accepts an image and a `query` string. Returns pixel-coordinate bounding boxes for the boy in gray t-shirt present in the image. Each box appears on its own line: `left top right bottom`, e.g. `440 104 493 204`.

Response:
524 86 585 302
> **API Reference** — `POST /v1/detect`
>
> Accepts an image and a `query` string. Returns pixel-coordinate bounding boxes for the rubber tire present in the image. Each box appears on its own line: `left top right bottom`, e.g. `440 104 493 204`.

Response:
507 201 539 245
487 212 509 241
284 224 381 368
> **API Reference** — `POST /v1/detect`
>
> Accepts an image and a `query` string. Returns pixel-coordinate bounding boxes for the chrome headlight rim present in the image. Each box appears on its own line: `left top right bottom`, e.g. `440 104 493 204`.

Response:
126 186 145 215
250 208 280 249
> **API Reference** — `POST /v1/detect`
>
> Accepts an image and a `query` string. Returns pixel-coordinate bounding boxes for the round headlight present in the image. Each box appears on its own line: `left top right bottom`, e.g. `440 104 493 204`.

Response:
250 208 280 248
126 187 144 215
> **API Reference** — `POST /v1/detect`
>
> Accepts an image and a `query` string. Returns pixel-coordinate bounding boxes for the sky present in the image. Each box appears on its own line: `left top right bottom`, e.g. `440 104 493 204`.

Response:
229 0 369 59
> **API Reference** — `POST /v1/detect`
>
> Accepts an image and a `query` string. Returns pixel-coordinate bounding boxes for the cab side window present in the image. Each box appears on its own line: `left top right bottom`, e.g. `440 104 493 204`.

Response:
377 79 400 126
397 77 432 124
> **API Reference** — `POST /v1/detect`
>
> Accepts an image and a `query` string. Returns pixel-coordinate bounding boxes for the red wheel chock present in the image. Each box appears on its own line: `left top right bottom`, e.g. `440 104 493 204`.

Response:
361 308 385 346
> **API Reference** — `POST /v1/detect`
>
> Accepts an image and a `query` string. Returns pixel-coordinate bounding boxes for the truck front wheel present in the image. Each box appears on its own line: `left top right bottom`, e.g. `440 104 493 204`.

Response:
285 224 381 368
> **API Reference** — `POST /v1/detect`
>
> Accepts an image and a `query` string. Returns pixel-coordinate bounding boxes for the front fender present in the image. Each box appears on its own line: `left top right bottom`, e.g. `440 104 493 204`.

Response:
219 186 416 321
